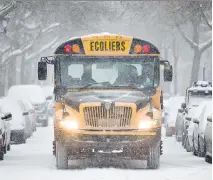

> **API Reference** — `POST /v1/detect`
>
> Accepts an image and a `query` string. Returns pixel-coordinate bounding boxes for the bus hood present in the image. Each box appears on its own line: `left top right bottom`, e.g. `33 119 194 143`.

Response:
64 90 151 111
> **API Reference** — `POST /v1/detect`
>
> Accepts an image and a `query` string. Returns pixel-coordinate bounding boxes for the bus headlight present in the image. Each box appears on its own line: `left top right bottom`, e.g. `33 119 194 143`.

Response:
139 120 158 129
60 120 78 130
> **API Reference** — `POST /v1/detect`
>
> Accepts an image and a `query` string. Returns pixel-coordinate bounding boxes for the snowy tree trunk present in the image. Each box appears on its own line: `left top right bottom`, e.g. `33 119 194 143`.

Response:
190 48 202 84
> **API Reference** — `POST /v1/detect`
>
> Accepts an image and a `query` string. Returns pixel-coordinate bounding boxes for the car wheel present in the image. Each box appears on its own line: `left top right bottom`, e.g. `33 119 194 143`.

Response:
198 136 205 157
147 142 160 169
42 119 48 127
193 137 198 156
0 151 4 160
185 137 192 152
7 144 11 151
56 141 68 169
205 155 212 163
16 134 26 144
166 126 172 137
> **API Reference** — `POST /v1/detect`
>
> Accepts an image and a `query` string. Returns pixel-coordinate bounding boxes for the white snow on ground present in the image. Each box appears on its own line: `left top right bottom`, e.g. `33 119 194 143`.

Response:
0 118 211 180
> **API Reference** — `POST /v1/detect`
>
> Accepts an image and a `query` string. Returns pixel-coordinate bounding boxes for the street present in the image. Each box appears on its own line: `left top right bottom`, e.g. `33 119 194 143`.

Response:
0 118 211 180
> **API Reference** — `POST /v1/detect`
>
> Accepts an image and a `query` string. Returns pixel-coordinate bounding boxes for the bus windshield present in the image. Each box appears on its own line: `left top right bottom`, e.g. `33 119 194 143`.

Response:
55 56 160 90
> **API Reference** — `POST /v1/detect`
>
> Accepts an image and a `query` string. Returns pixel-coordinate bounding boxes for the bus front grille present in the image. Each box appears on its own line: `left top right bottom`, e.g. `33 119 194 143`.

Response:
83 106 132 128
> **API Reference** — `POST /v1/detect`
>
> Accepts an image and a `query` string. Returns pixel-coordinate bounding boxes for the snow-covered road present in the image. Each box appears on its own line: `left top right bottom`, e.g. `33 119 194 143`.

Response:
0 118 211 180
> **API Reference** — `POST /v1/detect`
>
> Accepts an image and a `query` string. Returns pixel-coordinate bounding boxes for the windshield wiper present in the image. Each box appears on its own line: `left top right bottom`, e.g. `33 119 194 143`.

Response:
78 82 112 89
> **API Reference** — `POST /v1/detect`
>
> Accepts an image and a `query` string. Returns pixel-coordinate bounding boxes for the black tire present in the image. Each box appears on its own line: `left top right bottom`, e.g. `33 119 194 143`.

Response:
185 137 192 152
56 141 68 169
42 119 48 127
205 155 212 163
193 137 198 156
176 135 182 142
198 136 205 157
3 145 7 154
0 151 4 160
7 144 10 151
166 127 172 137
147 142 160 169
16 134 26 144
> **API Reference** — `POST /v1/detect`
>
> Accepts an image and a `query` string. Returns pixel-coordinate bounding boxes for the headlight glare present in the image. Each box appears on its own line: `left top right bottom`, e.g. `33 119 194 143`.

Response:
60 120 78 130
139 119 158 129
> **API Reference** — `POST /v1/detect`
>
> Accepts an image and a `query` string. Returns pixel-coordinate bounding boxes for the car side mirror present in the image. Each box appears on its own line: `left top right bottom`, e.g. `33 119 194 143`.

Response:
193 118 199 124
46 96 53 100
38 62 47 80
181 103 186 109
185 116 192 121
178 109 184 113
1 113 12 121
23 111 29 116
207 115 212 122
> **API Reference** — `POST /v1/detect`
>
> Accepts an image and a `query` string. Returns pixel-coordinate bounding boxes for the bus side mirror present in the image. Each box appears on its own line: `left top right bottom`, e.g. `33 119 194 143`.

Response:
38 62 47 80
164 64 173 82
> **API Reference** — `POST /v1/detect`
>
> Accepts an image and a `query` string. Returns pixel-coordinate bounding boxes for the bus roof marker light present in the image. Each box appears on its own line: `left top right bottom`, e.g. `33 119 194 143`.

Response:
64 44 72 53
142 45 151 53
134 44 142 53
72 44 80 53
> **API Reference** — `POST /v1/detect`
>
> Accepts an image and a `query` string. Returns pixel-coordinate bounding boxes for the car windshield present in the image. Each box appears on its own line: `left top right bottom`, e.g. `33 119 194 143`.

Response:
55 56 160 90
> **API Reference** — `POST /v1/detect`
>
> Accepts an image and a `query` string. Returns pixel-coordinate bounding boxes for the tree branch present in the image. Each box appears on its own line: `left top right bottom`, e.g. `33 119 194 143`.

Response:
0 1 17 18
176 25 198 49
25 36 59 61
1 41 34 64
200 5 212 30
200 39 212 54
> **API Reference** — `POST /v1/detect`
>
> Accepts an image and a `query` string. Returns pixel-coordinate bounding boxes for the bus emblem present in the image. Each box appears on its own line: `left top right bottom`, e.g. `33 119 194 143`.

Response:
104 102 112 110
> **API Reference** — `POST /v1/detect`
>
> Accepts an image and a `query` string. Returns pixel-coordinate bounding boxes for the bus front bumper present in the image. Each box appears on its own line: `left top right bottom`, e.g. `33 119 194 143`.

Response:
56 128 161 158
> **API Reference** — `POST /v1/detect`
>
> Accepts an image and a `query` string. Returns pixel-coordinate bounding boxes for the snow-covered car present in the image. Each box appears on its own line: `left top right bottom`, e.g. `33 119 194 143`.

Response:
181 85 212 149
22 100 37 132
164 96 185 136
204 114 212 163
0 99 12 160
42 86 54 116
7 85 49 127
1 98 30 144
175 102 187 142
192 100 212 157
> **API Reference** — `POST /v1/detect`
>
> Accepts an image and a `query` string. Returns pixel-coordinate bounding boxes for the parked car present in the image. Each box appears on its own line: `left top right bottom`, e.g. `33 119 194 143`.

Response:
7 85 49 127
181 85 212 149
42 86 54 116
204 114 212 163
192 100 212 157
1 98 29 144
22 100 37 132
164 96 185 136
175 102 186 142
18 100 34 137
182 106 199 152
0 102 12 160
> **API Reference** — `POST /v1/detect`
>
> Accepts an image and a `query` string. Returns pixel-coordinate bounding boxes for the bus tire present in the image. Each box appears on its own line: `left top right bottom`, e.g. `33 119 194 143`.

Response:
147 142 160 169
56 141 68 169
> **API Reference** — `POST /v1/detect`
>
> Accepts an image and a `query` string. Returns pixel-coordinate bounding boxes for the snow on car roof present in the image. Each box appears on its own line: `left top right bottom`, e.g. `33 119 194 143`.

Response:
8 84 46 102
188 86 212 91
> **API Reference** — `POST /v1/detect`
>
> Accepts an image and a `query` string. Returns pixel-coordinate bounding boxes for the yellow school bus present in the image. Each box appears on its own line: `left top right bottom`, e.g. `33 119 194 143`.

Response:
37 33 173 169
